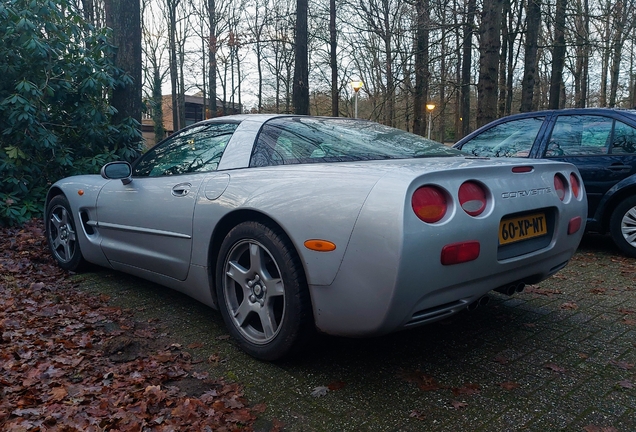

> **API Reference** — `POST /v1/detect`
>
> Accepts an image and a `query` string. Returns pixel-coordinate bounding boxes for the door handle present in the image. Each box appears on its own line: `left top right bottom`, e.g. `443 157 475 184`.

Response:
171 183 192 197
607 164 631 172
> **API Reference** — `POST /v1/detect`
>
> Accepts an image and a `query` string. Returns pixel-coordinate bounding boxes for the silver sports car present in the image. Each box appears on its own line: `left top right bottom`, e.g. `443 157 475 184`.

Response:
45 115 587 360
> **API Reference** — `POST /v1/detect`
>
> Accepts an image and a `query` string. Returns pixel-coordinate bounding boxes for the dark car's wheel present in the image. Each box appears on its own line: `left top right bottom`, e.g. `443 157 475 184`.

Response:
609 196 636 258
216 221 312 361
46 195 86 271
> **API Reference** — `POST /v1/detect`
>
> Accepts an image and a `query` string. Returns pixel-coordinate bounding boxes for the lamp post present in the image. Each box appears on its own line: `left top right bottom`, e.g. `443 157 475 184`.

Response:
351 81 364 118
426 103 436 140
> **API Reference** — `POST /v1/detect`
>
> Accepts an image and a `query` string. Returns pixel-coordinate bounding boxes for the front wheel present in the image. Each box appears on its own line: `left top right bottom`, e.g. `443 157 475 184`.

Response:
216 221 312 361
46 195 86 271
609 196 636 258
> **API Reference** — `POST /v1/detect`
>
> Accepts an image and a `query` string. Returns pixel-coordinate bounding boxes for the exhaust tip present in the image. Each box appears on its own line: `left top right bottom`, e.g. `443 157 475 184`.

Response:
479 295 490 306
515 282 526 293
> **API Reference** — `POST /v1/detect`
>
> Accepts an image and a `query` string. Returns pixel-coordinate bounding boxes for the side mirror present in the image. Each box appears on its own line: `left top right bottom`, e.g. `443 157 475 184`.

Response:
101 161 132 185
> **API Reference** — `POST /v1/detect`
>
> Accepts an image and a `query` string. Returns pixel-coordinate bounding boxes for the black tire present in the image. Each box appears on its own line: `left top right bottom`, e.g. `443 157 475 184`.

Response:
45 195 86 271
609 195 636 258
216 221 313 361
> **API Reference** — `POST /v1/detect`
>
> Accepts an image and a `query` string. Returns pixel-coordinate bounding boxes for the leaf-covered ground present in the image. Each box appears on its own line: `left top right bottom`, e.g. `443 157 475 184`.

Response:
0 220 257 431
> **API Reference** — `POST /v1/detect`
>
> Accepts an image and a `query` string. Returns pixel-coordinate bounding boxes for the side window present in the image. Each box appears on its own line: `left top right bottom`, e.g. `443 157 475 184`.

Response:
251 123 322 167
133 123 238 176
611 121 636 154
459 117 544 157
546 115 612 157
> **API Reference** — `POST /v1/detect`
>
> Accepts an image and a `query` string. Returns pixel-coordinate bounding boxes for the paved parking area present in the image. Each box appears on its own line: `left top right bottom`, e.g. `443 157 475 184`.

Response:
78 234 636 431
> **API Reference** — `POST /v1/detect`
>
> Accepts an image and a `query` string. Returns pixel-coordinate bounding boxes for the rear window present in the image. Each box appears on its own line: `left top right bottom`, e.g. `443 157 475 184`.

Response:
250 117 462 167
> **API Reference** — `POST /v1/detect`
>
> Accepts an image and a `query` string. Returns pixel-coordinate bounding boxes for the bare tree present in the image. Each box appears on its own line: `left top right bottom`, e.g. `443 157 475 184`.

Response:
520 0 541 112
104 0 142 129
460 0 476 136
293 0 310 114
548 0 567 109
412 0 430 136
476 0 503 127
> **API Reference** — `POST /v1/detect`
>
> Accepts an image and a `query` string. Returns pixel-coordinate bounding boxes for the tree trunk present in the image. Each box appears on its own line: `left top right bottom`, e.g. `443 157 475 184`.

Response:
520 0 541 112
548 0 566 109
166 0 181 131
152 68 165 143
460 0 476 137
573 0 589 108
330 0 338 116
476 0 503 127
208 0 217 117
609 0 630 107
413 0 430 136
293 0 309 115
104 0 142 128
497 0 509 117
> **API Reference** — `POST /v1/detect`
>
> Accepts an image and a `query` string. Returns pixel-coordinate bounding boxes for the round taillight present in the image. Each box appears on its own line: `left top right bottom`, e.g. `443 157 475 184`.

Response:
554 174 566 201
570 173 580 199
458 181 487 216
412 186 447 223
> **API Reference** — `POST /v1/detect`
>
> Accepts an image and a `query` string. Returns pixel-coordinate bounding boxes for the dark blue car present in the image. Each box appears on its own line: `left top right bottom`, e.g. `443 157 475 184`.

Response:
454 108 636 257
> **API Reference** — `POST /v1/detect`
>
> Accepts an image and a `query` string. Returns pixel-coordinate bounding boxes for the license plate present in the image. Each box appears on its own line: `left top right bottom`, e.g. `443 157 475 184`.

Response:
499 213 547 245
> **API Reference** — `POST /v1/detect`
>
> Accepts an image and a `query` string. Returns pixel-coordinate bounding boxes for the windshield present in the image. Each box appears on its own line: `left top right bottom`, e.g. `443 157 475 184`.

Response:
250 117 463 167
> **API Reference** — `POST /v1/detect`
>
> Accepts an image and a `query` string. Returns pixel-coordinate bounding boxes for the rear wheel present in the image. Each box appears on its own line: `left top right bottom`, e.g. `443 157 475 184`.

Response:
46 195 86 271
609 196 636 258
216 221 312 361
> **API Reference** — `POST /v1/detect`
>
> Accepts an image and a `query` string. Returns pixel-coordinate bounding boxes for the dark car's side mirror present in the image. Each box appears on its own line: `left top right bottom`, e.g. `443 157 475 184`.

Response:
101 161 133 185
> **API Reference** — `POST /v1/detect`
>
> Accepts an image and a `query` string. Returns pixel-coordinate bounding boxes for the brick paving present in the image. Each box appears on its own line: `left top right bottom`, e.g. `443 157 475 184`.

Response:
78 233 636 431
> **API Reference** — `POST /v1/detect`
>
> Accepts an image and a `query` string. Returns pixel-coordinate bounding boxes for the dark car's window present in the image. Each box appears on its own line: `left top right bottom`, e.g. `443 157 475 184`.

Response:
250 117 462 167
611 121 636 154
133 123 238 177
546 115 612 157
459 117 544 157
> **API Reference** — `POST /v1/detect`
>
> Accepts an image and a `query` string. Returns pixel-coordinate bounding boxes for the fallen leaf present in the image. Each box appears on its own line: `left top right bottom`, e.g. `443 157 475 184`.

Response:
310 386 329 397
192 371 209 380
187 342 204 349
609 360 633 370
50 386 68 401
560 302 578 310
451 383 480 396
252 403 267 413
499 381 520 390
524 286 561 296
328 381 346 391
399 370 444 391
583 426 619 432
590 288 606 294
409 409 426 420
450 400 468 409
544 363 566 373
617 380 633 389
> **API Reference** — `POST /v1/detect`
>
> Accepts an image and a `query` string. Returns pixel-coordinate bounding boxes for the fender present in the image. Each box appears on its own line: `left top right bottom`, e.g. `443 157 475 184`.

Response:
591 173 636 231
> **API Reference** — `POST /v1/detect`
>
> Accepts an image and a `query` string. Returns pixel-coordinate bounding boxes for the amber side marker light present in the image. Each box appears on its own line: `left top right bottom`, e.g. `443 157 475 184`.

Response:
304 239 336 252
78 190 84 196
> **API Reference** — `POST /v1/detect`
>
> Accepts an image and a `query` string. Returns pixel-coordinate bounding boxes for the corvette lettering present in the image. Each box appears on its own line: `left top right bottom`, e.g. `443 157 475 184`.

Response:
502 187 552 199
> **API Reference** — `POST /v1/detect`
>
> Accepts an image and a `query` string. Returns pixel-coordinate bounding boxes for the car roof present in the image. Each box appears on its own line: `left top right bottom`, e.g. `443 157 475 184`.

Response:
454 108 636 147
478 107 636 120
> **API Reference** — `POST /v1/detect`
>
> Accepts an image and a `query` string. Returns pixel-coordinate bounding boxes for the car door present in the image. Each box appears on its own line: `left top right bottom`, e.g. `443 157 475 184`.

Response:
542 114 636 217
96 122 238 280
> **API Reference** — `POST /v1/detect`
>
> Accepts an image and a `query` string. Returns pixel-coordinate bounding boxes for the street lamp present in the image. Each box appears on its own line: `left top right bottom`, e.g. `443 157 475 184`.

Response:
426 103 436 140
351 81 364 118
